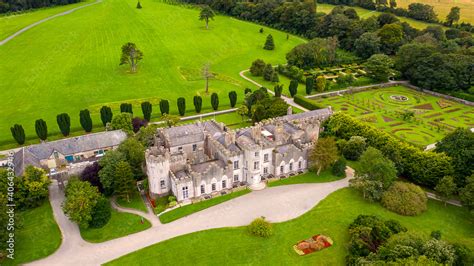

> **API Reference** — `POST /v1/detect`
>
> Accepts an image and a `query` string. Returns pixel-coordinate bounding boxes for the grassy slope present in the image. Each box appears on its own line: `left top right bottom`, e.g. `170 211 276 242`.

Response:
268 170 343 187
159 189 251 224
116 191 148 213
317 3 446 29
396 0 474 24
80 208 151 243
2 201 61 265
0 0 93 40
0 0 304 146
106 188 473 265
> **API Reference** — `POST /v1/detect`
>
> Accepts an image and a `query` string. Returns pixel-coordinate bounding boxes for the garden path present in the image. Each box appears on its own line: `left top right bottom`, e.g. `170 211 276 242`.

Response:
111 199 161 227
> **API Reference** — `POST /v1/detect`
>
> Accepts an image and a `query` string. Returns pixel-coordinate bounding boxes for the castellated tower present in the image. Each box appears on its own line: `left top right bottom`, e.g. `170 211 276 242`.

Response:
145 147 171 198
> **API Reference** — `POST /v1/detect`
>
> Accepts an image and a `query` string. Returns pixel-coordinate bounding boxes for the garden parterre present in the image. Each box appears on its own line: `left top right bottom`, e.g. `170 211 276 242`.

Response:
312 85 473 146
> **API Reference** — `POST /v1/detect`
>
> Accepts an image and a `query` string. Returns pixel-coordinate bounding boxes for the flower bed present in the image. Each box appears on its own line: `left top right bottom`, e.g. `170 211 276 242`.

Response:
293 234 333 256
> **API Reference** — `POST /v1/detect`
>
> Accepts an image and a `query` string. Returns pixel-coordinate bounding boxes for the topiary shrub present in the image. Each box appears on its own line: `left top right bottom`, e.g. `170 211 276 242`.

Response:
381 182 427 216
247 217 273 237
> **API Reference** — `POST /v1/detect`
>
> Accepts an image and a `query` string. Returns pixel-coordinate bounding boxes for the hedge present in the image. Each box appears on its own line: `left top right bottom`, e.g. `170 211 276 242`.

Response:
326 113 453 188
294 95 324 110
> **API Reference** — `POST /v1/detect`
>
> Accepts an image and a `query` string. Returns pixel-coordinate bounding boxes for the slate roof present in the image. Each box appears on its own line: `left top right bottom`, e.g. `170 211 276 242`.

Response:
282 108 333 121
162 124 204 147
191 159 226 173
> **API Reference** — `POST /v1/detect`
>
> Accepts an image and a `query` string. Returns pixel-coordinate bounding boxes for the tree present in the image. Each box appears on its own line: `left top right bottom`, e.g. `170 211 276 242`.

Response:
342 136 367 160
377 13 399 27
211 93 219 110
460 174 474 211
315 76 327 92
141 102 152 121
177 97 186 116
389 0 397 8
435 176 456 206
364 54 394 82
118 138 145 179
80 162 103 193
354 32 381 59
422 239 456 265
309 137 339 175
132 117 147 133
263 64 274 81
119 42 143 73
378 23 404 54
199 5 215 30
136 1 142 9
100 106 113 127
237 105 249 122
120 103 133 114
407 3 438 23
159 99 169 115
228 91 237 107
14 166 50 209
381 182 427 216
114 161 135 202
79 109 93 132
89 196 111 228
288 80 298 97
10 124 25 145
271 72 279 83
250 59 266 76
350 147 397 201
57 113 71 136
332 157 347 177
62 178 100 228
33 119 48 141
111 112 132 132
305 76 314 95
99 150 126 195
193 96 202 113
263 34 275 50
202 63 214 94
274 84 283 97
160 114 180 128
434 128 473 187
445 7 460 27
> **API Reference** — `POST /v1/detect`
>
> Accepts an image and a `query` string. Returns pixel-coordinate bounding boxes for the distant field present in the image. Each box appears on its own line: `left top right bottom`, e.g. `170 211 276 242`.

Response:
0 0 305 147
311 86 474 146
397 0 474 24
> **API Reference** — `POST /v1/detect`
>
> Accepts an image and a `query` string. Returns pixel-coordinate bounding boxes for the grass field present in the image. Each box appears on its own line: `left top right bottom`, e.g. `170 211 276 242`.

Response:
159 189 251 224
116 190 148 213
310 85 474 146
2 201 61 265
0 0 305 147
268 170 343 187
396 0 474 24
106 188 474 265
80 208 151 243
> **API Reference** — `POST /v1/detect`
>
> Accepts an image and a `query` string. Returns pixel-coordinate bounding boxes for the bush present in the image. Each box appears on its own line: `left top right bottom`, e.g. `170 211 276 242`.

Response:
293 95 324 110
168 201 177 207
168 195 176 202
250 59 265 76
247 217 273 237
342 136 367 160
159 99 169 115
177 97 186 116
332 157 346 177
111 112 133 132
89 196 111 228
381 182 427 216
431 230 442 240
10 124 25 145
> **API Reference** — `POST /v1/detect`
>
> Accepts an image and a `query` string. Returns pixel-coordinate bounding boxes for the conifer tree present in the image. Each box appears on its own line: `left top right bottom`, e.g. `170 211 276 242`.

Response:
177 97 186 116
57 113 71 136
159 99 169 115
100 106 113 127
10 124 25 145
193 96 202 113
35 119 48 141
141 101 152 121
136 1 142 9
120 103 133 114
305 76 314 95
264 34 275 50
289 80 298 97
211 93 219 110
114 161 135 202
263 64 274 81
228 91 237 107
80 109 93 133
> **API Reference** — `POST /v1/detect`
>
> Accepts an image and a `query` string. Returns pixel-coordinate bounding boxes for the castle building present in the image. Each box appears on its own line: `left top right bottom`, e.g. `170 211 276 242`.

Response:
145 108 333 203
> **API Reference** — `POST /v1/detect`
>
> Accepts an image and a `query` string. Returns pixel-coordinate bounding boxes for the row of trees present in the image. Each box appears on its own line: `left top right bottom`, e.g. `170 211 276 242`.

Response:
0 0 81 13
10 91 240 144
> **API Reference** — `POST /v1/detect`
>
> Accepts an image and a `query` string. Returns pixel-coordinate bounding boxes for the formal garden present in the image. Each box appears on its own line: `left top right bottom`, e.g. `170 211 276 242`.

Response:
311 85 473 146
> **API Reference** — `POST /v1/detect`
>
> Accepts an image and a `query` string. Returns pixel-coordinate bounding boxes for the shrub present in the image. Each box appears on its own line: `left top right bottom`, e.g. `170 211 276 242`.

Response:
111 112 133 132
431 230 442 240
293 95 324 110
193 96 202 113
120 103 133 114
168 195 176 202
263 34 274 50
288 79 298 97
250 59 265 76
159 99 169 115
132 117 147 133
228 91 237 107
79 109 93 132
332 157 346 177
422 239 456 265
305 76 314 95
141 101 152 121
247 217 273 237
168 201 177 207
89 196 111 228
177 97 186 116
211 93 219 110
381 182 427 216
342 136 367 160
100 106 113 126
274 84 283 97
56 113 71 136
35 119 48 141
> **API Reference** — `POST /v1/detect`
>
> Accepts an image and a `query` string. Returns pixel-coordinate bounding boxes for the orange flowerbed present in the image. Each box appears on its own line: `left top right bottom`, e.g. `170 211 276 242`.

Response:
293 234 333 256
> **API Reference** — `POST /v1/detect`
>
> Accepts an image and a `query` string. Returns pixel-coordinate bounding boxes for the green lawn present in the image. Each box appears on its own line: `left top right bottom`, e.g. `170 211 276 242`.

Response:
268 170 343 187
0 0 305 147
106 188 474 265
116 190 148 213
2 201 61 265
159 189 251 224
80 208 151 243
311 85 474 146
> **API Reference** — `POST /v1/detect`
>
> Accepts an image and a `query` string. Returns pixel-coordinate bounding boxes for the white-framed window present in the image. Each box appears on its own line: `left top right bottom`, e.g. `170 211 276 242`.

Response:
280 165 284 174
233 161 239 169
160 180 166 189
290 163 293 171
233 174 239 182
200 184 205 194
264 154 269 162
255 151 259 157
264 167 268 174
222 180 226 189
254 161 259 170
182 186 189 199
298 161 302 169
212 183 216 191
192 144 197 151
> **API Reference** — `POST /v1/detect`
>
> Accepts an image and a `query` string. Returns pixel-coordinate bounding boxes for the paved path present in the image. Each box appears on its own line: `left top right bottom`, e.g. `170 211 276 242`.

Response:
0 0 102 46
111 199 161 227
29 169 353 266
239 69 309 112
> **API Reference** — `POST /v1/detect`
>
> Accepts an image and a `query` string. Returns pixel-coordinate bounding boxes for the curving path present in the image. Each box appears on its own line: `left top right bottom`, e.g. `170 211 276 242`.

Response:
111 199 161 227
29 169 353 266
0 0 102 46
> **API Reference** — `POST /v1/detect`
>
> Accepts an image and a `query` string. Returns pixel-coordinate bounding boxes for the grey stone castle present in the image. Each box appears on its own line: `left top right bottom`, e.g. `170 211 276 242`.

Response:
145 108 333 203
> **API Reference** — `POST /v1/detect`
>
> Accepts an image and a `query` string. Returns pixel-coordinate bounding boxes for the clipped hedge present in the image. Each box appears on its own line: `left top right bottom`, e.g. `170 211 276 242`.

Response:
294 95 324 110
326 113 453 188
